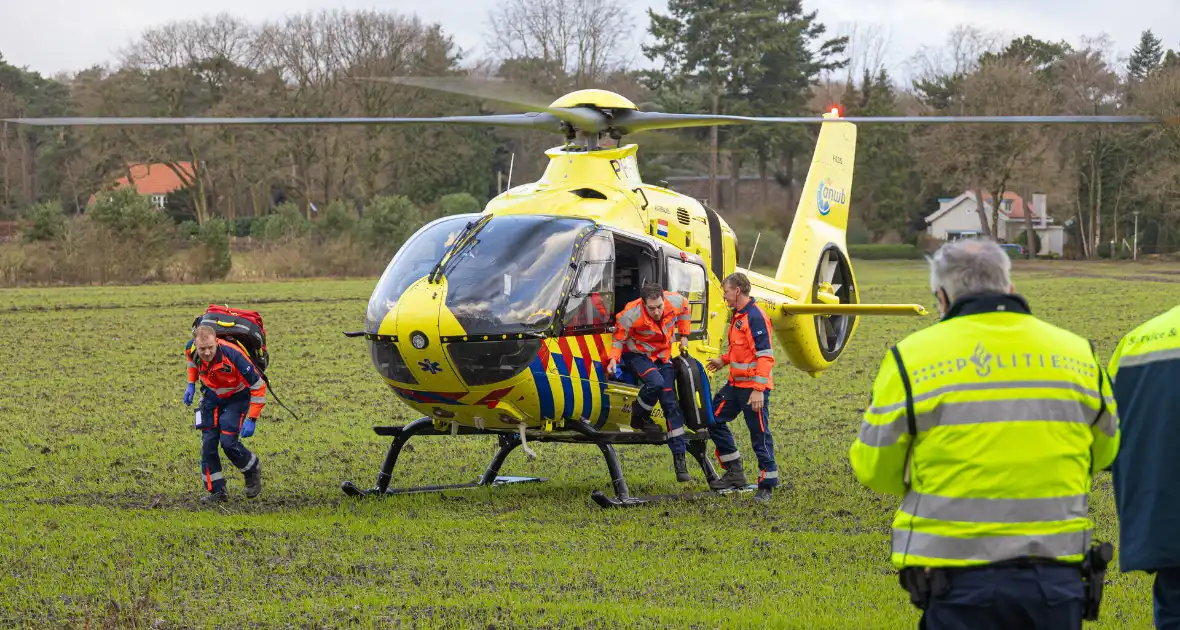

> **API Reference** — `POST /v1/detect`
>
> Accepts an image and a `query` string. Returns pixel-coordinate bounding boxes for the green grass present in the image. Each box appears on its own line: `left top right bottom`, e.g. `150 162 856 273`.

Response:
0 260 1170 628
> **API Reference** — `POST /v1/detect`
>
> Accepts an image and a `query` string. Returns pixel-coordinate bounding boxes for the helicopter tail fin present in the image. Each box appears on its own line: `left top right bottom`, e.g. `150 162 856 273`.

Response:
774 113 856 289
739 114 926 376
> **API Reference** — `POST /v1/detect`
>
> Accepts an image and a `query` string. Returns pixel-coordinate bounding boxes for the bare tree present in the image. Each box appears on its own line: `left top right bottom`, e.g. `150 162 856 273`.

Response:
484 0 634 91
906 24 1006 102
917 58 1055 239
116 14 261 223
834 21 895 84
1051 41 1126 258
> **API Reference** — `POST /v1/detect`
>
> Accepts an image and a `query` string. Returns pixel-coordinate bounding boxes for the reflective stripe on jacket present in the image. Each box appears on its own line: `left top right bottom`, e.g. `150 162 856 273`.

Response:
610 291 690 362
849 293 1119 569
1107 305 1180 572
186 338 267 419
722 297 774 391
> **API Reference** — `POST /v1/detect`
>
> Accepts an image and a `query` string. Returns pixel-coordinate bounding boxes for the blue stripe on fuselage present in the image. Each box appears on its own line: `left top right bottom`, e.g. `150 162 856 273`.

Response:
529 355 555 419
552 352 575 419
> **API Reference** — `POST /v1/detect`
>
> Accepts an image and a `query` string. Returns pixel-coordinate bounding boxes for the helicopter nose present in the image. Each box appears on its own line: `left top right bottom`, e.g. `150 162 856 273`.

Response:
389 278 464 390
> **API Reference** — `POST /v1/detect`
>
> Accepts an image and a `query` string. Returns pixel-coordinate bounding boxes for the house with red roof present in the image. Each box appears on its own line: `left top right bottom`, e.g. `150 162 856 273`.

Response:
924 190 1065 256
88 162 194 209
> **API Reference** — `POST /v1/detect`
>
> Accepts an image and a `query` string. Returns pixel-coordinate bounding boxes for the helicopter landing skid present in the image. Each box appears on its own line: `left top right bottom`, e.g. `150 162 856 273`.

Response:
341 417 727 506
340 417 546 498
590 484 757 508
586 436 746 509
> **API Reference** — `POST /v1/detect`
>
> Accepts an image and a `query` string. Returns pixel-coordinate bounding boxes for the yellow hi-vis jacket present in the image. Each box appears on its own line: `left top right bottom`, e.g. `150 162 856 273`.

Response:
849 293 1120 569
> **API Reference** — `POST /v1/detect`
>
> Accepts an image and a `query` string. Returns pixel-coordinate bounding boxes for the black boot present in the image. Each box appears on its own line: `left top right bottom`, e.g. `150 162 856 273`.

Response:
630 407 663 436
754 487 773 505
201 489 227 505
672 453 691 482
708 457 748 490
244 460 262 498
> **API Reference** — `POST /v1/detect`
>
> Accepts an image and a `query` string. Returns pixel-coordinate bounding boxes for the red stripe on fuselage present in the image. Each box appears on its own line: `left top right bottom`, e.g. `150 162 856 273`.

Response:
575 336 594 377
592 334 607 362
557 338 575 373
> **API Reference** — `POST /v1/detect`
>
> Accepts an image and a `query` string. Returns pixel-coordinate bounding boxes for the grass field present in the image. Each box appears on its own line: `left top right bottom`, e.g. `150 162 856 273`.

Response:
1 259 1175 629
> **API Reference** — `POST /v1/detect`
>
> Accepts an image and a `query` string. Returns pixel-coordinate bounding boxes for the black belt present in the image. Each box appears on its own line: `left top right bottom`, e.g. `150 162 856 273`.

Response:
941 557 1081 575
899 543 1112 621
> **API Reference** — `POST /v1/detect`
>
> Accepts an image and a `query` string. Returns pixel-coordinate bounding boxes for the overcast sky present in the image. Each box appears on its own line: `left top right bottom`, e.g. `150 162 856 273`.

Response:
3 0 1178 83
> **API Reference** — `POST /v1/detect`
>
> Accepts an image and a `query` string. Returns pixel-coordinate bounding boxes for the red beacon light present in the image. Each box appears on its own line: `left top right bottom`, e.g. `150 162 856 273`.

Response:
828 106 842 117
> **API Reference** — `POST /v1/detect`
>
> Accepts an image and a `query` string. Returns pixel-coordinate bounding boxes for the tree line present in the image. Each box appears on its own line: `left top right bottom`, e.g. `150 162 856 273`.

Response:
3 1 1180 262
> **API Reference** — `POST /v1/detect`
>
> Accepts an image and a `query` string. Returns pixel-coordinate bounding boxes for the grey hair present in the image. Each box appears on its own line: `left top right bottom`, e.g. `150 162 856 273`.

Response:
193 324 217 340
927 240 1012 302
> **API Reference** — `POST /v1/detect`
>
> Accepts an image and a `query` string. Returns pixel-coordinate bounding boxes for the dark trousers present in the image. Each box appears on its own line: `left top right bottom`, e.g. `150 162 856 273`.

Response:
709 384 778 489
920 565 1084 629
196 391 258 494
1155 568 1180 629
622 352 686 455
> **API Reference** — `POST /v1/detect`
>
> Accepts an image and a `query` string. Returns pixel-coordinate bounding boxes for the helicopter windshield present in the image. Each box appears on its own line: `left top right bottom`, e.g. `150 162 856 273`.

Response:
443 215 594 336
365 214 479 332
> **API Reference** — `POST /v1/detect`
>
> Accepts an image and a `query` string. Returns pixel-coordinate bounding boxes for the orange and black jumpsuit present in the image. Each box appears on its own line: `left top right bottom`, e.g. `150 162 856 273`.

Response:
610 291 692 454
710 296 778 489
186 338 266 494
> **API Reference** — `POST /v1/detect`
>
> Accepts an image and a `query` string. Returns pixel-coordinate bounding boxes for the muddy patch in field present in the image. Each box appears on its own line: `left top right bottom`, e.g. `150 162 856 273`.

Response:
25 490 352 513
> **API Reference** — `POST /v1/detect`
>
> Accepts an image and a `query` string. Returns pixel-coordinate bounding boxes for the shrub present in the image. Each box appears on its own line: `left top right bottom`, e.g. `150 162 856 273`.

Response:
315 201 359 242
192 219 232 281
178 220 202 241
362 195 427 255
847 244 924 260
252 203 312 242
88 188 171 236
231 216 256 237
1013 229 1041 254
21 200 67 242
438 192 482 217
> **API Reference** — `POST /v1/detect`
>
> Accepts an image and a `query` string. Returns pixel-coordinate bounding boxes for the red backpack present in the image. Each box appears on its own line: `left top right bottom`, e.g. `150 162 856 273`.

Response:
192 304 269 373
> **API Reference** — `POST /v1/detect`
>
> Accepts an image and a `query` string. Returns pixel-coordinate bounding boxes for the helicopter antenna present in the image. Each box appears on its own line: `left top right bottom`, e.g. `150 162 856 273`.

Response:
747 232 761 268
507 152 515 193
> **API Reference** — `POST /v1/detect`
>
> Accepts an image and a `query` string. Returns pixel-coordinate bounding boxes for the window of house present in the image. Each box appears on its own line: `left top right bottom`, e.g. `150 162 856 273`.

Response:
152 195 166 209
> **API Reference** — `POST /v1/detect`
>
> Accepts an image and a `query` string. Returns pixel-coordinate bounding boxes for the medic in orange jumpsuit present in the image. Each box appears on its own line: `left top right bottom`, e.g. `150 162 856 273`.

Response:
706 272 778 504
607 282 694 482
185 326 266 504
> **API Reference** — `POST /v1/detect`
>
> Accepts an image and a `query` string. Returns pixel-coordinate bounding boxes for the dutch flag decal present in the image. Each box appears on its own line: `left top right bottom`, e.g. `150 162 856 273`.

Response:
657 218 669 237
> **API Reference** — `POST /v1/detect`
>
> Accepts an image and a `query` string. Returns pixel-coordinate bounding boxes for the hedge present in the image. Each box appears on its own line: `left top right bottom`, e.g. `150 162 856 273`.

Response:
847 244 924 260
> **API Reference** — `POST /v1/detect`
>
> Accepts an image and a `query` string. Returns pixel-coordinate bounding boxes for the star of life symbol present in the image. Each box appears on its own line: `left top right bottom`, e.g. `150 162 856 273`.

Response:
418 359 442 374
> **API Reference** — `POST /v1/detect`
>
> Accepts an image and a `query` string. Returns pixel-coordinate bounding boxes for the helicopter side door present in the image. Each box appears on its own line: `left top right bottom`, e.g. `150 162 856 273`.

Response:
663 251 711 344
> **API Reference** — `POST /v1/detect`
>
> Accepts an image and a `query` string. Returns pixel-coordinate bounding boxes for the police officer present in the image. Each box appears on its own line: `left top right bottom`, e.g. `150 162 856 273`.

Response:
705 272 778 505
850 240 1119 629
185 325 266 504
1108 306 1180 628
606 282 693 482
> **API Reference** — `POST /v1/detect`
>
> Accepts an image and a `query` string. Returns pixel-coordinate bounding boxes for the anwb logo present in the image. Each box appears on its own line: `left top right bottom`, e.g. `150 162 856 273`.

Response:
816 179 847 216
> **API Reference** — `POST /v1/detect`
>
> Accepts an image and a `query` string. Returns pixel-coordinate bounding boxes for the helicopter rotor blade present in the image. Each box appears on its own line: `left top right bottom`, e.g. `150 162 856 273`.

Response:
611 110 1174 134
358 76 611 133
3 112 567 131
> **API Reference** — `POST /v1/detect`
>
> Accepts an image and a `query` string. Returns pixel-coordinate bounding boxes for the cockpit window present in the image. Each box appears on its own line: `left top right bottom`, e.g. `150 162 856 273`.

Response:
365 214 477 332
562 233 615 332
444 215 594 336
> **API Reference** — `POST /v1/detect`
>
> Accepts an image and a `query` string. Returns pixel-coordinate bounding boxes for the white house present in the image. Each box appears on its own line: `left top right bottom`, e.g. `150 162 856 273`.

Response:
924 191 1065 257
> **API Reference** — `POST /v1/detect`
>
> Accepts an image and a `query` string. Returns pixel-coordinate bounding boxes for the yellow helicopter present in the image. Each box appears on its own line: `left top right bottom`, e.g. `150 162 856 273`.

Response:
8 78 1165 507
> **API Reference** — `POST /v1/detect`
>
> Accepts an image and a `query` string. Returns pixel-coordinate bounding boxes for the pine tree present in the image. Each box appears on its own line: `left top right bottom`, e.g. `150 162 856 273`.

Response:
1128 30 1164 80
846 69 917 241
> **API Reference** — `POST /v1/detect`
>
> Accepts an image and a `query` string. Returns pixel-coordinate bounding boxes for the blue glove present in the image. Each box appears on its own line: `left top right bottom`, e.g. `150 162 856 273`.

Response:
184 383 195 407
240 418 256 438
